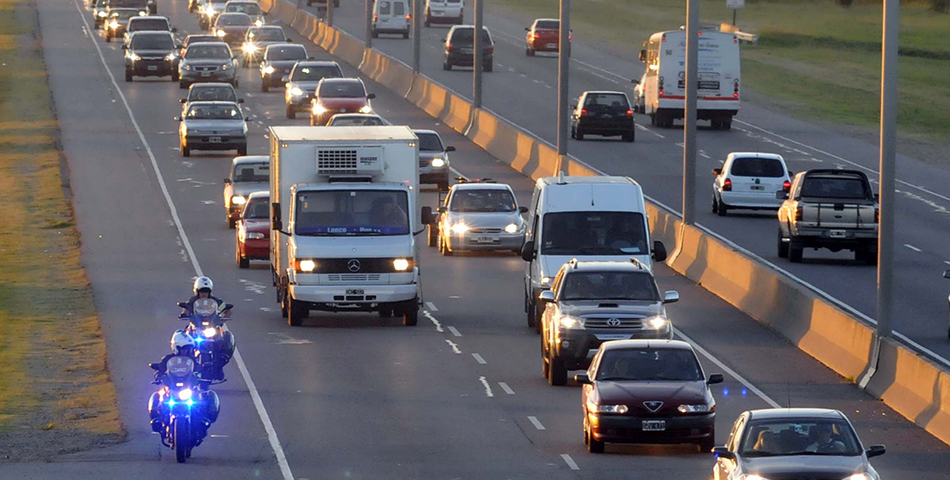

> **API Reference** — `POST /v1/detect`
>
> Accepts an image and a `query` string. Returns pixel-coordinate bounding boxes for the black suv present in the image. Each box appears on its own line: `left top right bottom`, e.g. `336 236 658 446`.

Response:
124 31 181 82
571 91 636 142
442 25 493 72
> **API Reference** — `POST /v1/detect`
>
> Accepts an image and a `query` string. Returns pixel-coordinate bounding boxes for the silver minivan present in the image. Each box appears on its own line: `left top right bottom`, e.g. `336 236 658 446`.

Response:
424 0 463 26
372 0 410 38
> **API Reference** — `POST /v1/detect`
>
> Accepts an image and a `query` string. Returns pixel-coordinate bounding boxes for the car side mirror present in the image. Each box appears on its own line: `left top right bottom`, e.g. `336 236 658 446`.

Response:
787 170 794 176
281 75 289 83
538 290 555 303
638 49 647 63
271 202 282 231
436 206 446 214
520 242 536 262
307 56 314 60
245 117 250 122
171 28 178 33
712 168 721 175
420 206 434 225
652 240 667 262
524 27 529 31
631 78 640 85
518 206 528 214
179 98 187 103
238 98 245 103
943 270 950 279
574 373 592 385
707 373 724 385
663 291 679 304
445 146 456 152
367 93 376 99
223 178 232 185
866 445 886 458
776 191 789 200
712 446 734 459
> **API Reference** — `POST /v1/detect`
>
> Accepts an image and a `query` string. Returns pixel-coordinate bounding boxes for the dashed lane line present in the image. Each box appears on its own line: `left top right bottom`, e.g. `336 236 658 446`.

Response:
498 382 515 395
472 353 487 365
527 416 545 431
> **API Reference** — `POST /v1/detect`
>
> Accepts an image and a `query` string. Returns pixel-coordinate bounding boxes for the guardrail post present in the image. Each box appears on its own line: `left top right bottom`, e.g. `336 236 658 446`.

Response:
472 0 483 109
682 0 699 225
555 0 570 170
365 0 373 48
876 0 899 339
411 0 421 73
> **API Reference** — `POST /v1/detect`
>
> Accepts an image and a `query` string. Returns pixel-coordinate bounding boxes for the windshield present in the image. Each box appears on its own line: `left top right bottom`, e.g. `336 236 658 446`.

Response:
416 133 444 152
188 86 236 102
243 198 270 219
541 211 648 255
185 44 231 59
596 348 703 382
739 419 863 457
561 271 659 301
131 34 174 50
129 19 169 31
226 3 261 14
731 158 785 178
292 65 342 81
266 46 306 61
328 116 384 126
111 9 140 19
800 177 870 200
535 20 559 30
248 28 285 41
231 162 268 183
450 189 516 213
185 35 218 46
216 14 251 26
112 0 146 7
295 190 409 236
186 104 242 120
450 27 491 44
318 81 366 98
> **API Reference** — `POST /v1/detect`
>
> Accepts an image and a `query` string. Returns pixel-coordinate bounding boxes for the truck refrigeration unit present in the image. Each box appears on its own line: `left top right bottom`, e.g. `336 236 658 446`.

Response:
269 126 426 327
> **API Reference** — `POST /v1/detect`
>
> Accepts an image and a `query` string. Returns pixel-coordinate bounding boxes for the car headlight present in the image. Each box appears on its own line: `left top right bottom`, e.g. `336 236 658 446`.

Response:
221 62 230 71
645 316 669 330
177 389 193 401
254 18 263 26
741 476 768 480
263 65 275 74
202 327 217 338
540 276 552 287
290 87 304 96
450 222 469 234
165 53 177 61
138 10 147 16
677 404 711 413
231 195 246 206
359 105 372 113
430 158 445 168
182 64 191 71
296 259 316 272
205 7 215 15
246 232 265 240
558 315 584 330
596 404 628 414
393 258 412 271
216 29 226 37
128 53 141 61
844 475 872 480
110 20 119 29
312 104 327 115
504 223 520 234
98 10 106 17
243 43 258 53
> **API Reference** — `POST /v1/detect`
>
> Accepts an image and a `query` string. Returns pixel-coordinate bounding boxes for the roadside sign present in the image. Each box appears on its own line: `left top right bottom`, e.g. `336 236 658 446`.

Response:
727 0 745 9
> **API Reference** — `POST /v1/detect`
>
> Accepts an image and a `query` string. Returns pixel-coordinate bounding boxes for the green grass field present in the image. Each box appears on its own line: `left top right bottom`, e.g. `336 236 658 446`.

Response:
0 0 123 461
491 0 950 144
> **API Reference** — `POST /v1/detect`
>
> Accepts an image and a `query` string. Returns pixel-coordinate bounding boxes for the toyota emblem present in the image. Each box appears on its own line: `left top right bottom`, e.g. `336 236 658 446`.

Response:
643 401 664 413
347 259 361 272
606 318 622 327
340 108 347 113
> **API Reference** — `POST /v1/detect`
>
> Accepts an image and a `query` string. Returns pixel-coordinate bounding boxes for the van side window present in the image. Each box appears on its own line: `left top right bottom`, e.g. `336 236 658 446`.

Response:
526 185 541 240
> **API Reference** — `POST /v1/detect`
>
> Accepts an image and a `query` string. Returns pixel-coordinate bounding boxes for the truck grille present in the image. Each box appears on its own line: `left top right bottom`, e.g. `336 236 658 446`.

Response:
326 274 382 282
584 317 644 329
317 149 358 174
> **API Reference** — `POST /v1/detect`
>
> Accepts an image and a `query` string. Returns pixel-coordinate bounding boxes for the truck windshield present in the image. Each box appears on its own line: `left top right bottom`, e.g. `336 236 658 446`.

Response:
295 190 409 236
541 211 647 255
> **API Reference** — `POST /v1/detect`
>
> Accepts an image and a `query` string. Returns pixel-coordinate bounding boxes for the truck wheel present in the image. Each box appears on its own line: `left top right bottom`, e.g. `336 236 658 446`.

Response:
777 229 789 258
403 309 418 326
287 296 306 326
788 241 803 263
547 352 567 386
722 118 733 131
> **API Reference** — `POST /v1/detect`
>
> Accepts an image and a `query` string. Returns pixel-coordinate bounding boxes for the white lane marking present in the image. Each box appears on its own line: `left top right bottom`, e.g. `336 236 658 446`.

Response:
560 453 580 471
472 353 487 364
445 339 462 354
498 382 515 395
674 327 781 408
635 123 665 138
425 301 438 311
209 434 228 438
447 326 462 337
527 416 545 431
904 244 922 252
944 260 950 266
72 3 294 478
424 310 444 332
479 376 494 397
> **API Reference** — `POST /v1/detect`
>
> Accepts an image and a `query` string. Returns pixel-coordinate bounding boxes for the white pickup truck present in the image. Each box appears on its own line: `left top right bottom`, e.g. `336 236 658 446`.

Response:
777 169 878 264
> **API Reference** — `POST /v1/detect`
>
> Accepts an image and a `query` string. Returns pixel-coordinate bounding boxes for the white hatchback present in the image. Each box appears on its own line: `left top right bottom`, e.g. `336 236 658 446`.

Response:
712 153 791 216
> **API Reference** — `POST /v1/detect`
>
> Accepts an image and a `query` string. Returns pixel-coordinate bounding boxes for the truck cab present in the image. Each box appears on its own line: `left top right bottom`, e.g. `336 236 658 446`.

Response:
269 126 423 327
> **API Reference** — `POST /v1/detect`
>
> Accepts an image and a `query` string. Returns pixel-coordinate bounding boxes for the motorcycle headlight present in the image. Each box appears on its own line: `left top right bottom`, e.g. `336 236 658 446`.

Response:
430 158 445 168
451 222 469 234
359 105 372 113
231 195 246 205
504 223 519 234
290 87 304 96
247 232 265 240
202 327 217 338
128 53 141 61
844 475 873 480
263 65 275 74
596 404 628 414
645 316 669 330
393 258 412 271
177 389 193 401
558 315 584 330
311 104 327 115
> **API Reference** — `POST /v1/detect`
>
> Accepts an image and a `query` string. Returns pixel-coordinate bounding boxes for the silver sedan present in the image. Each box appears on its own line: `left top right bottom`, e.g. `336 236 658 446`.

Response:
435 182 527 255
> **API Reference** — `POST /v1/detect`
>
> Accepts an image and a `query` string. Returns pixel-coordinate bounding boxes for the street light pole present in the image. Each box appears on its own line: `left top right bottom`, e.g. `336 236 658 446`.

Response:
555 0 570 171
327 0 333 26
365 0 373 48
472 0 483 109
412 0 421 73
876 0 899 338
682 0 699 225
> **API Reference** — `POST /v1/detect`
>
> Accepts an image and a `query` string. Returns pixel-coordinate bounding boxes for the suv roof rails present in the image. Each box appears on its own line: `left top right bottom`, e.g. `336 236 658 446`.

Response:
457 177 496 184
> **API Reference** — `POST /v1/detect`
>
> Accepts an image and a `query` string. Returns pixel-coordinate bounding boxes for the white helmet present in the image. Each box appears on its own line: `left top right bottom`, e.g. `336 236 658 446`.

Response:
193 276 214 294
170 330 195 354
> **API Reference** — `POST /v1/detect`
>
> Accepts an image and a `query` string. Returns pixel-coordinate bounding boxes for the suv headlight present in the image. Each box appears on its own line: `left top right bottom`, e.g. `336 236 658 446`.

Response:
596 404 628 414
216 29 226 37
110 20 119 29
645 316 669 330
263 65 275 74
312 104 327 115
450 222 468 234
844 475 873 480
221 62 230 71
182 63 191 71
290 87 304 96
98 10 106 17
558 315 584 330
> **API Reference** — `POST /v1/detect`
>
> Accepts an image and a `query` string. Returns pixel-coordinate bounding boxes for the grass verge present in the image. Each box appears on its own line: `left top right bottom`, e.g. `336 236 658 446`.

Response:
490 0 950 147
0 0 124 461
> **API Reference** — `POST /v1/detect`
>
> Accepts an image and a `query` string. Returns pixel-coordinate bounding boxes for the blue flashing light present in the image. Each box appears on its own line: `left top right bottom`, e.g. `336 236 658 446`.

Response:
193 337 204 344
185 399 195 407
168 398 177 407
723 387 730 397
741 388 748 397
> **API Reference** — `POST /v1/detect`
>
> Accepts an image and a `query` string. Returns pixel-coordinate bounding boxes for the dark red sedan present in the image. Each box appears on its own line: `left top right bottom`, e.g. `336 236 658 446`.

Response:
309 78 376 126
236 191 270 269
524 18 570 56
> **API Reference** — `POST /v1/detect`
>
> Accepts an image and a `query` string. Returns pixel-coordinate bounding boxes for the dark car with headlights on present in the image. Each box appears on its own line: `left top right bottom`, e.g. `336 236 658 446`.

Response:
540 259 678 385
223 155 268 228
236 191 270 268
442 25 493 72
178 42 237 88
575 340 723 453
103 8 144 42
224 0 264 26
240 25 286 66
260 43 308 92
177 101 248 157
413 129 454 191
309 78 375 126
92 0 112 29
198 0 228 30
180 34 218 57
283 60 343 119
212 12 251 47
571 90 635 142
712 408 885 480
123 31 180 81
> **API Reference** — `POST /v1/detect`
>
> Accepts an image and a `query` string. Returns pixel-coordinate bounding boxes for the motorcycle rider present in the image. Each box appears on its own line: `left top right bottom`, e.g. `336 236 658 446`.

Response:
180 276 235 382
181 276 229 316
148 331 220 440
149 330 197 382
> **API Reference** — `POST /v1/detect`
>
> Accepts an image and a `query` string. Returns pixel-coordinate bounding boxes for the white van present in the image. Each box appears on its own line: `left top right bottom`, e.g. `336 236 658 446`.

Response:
637 29 740 130
372 0 410 39
520 175 667 333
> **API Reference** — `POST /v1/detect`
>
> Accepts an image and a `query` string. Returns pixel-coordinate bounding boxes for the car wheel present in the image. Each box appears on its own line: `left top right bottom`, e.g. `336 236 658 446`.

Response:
286 105 295 119
570 125 576 139
440 235 453 256
287 296 306 326
125 70 133 82
717 199 728 216
575 128 585 141
403 308 418 326
106 33 111 42
424 16 430 27
228 216 236 229
541 339 550 378
237 249 249 269
586 419 605 453
788 240 803 263
427 224 438 247
777 228 789 258
547 353 567 386
526 299 536 329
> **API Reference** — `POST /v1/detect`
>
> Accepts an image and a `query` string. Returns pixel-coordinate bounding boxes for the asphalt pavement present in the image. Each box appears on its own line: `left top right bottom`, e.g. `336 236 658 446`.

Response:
6 0 950 478
302 1 950 370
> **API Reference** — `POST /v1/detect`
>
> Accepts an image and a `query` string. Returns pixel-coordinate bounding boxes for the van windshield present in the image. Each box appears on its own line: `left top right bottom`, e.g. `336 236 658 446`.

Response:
541 211 647 255
295 190 409 236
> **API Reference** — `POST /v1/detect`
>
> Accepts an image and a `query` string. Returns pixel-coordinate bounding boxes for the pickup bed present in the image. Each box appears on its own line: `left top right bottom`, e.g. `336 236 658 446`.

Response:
777 169 878 264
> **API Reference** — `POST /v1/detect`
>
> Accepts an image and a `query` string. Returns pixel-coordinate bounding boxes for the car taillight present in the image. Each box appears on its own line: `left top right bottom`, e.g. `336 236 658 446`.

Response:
794 206 803 221
734 79 739 99
783 180 791 192
626 109 633 116
722 178 732 191
874 207 879 223
373 13 378 21
580 108 588 117
486 46 493 54
406 13 411 20
446 43 452 52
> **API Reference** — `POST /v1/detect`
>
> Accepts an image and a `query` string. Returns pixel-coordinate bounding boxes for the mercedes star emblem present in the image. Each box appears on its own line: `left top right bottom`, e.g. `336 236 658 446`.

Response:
347 259 361 272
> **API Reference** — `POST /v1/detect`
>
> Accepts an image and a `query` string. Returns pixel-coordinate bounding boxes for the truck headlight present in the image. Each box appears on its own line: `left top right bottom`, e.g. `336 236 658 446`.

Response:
231 195 246 205
359 105 372 113
392 258 412 271
645 316 669 330
450 223 468 234
558 315 584 330
221 62 230 71
430 158 445 168
596 404 628 414
263 65 275 74
504 223 519 234
290 87 304 96
296 259 316 272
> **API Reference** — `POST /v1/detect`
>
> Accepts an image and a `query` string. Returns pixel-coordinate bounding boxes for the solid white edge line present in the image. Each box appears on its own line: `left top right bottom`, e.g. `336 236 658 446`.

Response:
498 382 515 395
72 4 294 478
447 325 462 337
674 327 782 409
472 353 487 364
527 416 545 431
560 453 580 470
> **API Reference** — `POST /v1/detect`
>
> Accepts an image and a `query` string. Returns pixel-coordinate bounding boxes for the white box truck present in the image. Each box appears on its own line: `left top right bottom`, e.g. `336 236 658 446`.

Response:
269 126 427 327
637 29 740 130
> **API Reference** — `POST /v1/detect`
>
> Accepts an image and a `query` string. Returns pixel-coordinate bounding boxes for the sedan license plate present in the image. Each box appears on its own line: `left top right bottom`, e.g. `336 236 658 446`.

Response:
147 65 158 71
208 136 221 143
346 289 364 295
200 71 211 77
829 229 846 238
546 43 557 49
642 420 666 432
475 236 497 243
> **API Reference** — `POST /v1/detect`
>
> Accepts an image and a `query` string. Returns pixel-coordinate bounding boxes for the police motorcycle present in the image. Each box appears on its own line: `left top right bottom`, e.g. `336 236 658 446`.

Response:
177 298 235 389
148 335 220 463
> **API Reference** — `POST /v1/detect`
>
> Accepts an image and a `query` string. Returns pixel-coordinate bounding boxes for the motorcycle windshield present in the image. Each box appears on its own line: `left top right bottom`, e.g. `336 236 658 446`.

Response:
166 355 195 377
193 298 218 317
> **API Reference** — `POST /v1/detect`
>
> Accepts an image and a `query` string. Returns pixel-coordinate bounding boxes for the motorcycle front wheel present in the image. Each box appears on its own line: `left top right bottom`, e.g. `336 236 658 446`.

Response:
174 417 190 463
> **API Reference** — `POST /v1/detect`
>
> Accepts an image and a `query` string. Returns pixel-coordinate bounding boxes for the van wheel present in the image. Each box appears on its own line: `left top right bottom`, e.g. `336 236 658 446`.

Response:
711 195 719 214
526 300 537 329
777 229 789 258
788 241 803 263
286 105 295 119
403 309 418 326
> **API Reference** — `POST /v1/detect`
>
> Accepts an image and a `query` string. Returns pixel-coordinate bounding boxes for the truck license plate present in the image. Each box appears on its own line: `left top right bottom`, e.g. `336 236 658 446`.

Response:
346 289 364 295
208 136 221 143
642 420 666 431
829 230 846 238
